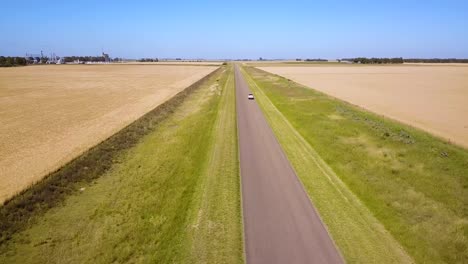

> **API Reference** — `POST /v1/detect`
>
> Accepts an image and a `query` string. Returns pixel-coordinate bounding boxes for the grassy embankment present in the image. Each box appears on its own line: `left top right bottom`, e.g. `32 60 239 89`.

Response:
0 65 243 263
242 66 467 263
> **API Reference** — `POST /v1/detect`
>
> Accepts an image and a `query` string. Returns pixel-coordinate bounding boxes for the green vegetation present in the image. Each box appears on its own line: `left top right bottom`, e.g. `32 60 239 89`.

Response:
0 56 27 67
189 66 244 263
295 58 328 62
343 57 404 64
404 58 468 63
242 66 467 263
137 58 159 62
63 56 114 63
0 65 243 263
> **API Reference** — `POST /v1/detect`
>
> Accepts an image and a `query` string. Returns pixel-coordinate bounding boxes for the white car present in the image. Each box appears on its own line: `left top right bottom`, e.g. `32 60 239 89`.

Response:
248 93 254 100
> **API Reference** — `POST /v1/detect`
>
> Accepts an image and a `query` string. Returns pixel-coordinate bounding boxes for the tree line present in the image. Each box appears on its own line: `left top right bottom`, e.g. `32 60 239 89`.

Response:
404 58 468 63
296 58 328 62
63 56 120 63
137 58 159 62
343 57 404 64
342 57 468 64
0 57 28 67
1 56 121 66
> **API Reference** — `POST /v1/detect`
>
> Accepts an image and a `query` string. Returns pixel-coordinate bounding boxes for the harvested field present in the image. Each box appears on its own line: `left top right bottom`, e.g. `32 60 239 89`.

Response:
0 64 218 202
259 65 468 148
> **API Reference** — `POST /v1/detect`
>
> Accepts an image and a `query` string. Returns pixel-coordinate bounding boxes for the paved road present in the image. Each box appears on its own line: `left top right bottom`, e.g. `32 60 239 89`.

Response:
235 65 344 264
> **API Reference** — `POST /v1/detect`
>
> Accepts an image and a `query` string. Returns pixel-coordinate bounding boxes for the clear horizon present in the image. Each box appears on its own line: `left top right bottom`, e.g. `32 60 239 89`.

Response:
1 0 467 59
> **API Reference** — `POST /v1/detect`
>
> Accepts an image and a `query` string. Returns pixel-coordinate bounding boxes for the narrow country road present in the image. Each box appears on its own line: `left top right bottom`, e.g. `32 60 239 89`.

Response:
235 65 344 264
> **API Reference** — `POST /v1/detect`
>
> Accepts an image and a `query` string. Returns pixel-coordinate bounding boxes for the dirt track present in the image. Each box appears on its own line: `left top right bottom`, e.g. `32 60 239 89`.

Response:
235 65 343 263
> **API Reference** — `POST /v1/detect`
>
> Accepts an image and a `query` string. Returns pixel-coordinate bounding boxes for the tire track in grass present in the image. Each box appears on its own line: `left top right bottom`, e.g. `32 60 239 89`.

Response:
241 66 413 264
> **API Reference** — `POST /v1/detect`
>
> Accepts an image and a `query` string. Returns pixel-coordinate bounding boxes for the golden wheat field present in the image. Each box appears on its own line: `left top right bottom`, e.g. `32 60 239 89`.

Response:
259 64 468 148
0 64 218 202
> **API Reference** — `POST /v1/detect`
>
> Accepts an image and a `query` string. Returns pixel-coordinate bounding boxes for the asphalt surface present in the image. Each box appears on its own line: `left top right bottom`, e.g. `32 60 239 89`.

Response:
235 65 344 264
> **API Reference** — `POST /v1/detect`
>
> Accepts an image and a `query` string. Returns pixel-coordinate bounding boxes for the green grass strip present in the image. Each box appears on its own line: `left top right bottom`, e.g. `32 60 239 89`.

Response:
188 65 244 263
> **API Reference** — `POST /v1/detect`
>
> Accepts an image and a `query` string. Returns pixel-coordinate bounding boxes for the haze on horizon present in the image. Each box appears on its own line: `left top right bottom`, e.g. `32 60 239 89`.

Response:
1 0 467 59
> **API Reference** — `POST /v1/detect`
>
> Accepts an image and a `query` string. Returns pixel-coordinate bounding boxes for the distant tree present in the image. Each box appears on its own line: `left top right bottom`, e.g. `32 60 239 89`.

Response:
16 57 27 65
305 58 327 62
392 57 404 63
5 57 15 66
137 58 159 62
404 58 468 63
0 56 28 67
348 57 403 64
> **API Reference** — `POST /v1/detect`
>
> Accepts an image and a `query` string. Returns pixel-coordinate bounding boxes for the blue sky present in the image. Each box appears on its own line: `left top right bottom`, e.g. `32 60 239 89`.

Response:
1 0 467 59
